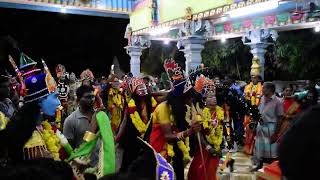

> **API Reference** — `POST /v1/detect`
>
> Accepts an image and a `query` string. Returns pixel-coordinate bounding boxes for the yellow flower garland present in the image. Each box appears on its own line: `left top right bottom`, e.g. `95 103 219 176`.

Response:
167 137 191 162
244 82 262 106
55 108 62 129
128 97 157 136
202 106 224 151
0 112 8 130
41 121 61 160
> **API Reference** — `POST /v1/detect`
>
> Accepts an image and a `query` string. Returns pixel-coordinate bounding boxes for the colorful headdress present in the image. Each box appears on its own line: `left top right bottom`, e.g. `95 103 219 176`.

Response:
195 74 215 97
163 58 192 96
19 52 41 78
9 53 57 103
163 57 183 81
128 77 145 93
80 69 94 82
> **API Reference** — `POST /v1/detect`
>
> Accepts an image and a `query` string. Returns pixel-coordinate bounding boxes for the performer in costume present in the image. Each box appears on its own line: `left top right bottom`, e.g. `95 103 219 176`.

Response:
106 69 124 133
55 64 70 127
117 77 157 172
8 53 63 161
67 72 79 115
244 75 263 106
150 58 201 180
243 74 263 155
188 75 224 180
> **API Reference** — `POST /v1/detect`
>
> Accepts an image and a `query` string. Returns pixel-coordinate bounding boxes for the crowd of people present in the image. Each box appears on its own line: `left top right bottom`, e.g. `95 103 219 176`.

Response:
0 52 319 180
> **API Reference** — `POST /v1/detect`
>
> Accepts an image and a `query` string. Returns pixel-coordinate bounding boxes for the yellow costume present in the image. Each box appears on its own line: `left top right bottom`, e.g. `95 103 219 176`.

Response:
244 82 263 106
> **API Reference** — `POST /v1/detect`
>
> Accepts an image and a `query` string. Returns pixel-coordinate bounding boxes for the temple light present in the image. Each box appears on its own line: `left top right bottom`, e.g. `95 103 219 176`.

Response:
163 39 170 45
227 0 281 18
315 26 320 32
149 27 170 36
60 7 67 13
221 37 226 43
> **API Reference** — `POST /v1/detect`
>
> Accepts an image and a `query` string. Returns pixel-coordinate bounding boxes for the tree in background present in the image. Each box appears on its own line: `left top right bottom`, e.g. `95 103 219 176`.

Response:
141 29 320 81
267 29 320 80
201 38 252 81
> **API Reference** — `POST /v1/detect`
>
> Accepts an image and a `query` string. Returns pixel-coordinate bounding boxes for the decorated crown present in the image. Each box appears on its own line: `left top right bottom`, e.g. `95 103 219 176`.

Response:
80 69 94 82
9 53 57 103
195 74 215 97
163 58 193 96
19 53 41 78
163 57 183 81
128 77 145 93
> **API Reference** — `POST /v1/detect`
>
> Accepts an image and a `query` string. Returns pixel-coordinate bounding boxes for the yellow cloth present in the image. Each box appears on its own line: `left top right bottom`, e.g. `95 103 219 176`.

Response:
244 82 263 106
152 101 174 125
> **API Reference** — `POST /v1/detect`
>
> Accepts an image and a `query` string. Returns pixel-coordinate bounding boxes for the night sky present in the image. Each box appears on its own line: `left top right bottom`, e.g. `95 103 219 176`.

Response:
0 7 130 77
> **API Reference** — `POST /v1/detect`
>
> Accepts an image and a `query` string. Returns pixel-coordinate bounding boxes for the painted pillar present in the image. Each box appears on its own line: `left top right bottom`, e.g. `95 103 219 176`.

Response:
123 0 128 12
117 0 123 11
128 0 132 12
106 0 112 10
179 35 206 73
112 0 117 10
125 46 146 77
242 29 278 80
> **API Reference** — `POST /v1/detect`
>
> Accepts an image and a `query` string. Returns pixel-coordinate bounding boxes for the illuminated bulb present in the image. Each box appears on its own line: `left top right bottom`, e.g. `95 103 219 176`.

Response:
164 39 170 45
61 7 67 13
315 26 320 32
221 37 226 43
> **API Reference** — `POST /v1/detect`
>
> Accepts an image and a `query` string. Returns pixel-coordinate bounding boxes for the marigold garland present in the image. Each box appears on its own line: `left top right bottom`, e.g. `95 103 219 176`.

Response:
128 97 157 135
202 106 224 151
41 121 61 160
244 82 262 105
167 137 191 163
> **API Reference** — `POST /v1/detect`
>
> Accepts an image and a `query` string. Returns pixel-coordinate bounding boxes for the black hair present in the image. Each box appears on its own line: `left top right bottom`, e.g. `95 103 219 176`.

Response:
0 101 40 163
264 82 275 93
166 88 197 131
0 158 73 180
279 105 320 180
284 84 294 90
76 85 94 99
131 93 153 122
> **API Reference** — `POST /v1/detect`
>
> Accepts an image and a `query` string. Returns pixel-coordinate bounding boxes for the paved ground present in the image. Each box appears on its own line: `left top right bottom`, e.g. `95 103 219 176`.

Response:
184 152 257 180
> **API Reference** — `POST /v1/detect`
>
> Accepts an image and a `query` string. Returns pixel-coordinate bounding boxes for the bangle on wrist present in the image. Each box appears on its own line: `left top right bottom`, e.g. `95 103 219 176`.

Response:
83 131 96 142
205 145 212 151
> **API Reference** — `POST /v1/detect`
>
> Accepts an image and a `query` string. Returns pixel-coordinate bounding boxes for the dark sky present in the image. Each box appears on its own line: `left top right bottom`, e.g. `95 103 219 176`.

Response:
0 7 130 77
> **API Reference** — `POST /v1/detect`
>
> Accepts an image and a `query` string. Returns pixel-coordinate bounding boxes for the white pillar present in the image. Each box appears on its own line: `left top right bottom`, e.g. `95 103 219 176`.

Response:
125 46 146 77
180 35 206 73
242 29 278 80
249 43 269 80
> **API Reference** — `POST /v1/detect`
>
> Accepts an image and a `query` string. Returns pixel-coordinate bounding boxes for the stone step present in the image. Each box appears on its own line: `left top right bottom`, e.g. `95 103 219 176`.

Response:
219 172 256 180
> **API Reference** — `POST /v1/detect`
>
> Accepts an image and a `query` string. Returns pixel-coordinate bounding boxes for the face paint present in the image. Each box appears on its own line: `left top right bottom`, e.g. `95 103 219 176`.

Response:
39 90 61 117
136 84 148 96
